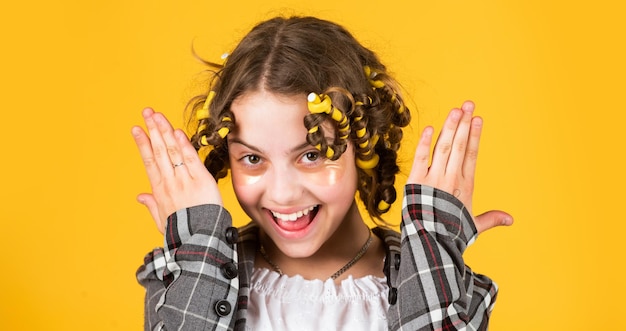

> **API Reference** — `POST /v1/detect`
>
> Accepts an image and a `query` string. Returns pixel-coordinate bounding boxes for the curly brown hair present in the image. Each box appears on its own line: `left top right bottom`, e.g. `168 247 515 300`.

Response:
187 16 411 223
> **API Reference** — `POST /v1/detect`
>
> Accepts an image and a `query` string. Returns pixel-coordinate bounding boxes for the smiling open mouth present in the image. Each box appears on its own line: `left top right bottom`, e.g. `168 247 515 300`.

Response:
270 205 319 231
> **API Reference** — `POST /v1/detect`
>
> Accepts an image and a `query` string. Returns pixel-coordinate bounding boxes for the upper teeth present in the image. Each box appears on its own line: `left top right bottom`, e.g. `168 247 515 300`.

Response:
272 206 316 222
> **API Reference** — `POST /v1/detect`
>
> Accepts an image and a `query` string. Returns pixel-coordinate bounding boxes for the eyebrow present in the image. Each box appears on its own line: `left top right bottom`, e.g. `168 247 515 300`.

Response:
228 138 314 155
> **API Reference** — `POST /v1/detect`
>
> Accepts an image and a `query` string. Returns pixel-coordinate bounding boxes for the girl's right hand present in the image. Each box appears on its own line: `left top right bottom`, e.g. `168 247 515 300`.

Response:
131 108 223 234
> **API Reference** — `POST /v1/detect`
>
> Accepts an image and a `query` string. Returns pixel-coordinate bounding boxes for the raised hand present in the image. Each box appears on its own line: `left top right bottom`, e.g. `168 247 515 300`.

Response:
407 101 512 234
132 108 222 234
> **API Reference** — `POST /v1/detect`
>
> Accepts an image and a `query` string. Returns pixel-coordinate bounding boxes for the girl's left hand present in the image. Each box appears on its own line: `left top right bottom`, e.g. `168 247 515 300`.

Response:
406 101 513 234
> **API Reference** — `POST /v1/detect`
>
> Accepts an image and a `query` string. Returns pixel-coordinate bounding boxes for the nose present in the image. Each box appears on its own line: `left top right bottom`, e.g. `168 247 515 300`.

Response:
265 164 303 205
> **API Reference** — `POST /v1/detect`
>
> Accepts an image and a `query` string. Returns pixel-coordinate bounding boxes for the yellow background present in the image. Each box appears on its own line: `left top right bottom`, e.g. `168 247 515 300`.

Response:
1 0 624 330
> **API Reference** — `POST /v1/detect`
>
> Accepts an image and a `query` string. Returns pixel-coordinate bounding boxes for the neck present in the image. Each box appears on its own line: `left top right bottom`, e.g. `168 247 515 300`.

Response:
257 200 377 281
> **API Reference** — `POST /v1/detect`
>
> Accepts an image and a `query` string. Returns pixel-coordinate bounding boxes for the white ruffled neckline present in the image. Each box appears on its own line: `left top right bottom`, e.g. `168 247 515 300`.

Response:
246 268 390 330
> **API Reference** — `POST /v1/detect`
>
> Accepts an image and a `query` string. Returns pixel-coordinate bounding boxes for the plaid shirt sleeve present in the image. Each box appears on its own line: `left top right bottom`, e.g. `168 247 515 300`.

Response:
136 204 240 331
387 184 498 331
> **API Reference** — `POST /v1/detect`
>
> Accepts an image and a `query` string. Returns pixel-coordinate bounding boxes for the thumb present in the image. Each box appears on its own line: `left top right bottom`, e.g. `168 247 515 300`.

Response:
137 193 165 234
474 210 514 235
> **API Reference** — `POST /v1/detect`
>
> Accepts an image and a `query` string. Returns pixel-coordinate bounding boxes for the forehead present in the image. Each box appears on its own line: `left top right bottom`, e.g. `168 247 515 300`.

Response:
231 90 307 123
229 90 309 149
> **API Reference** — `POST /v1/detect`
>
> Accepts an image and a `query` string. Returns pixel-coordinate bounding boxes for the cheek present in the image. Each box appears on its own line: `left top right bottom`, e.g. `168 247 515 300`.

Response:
231 166 264 186
231 179 261 219
309 159 359 201
230 168 262 208
301 159 351 186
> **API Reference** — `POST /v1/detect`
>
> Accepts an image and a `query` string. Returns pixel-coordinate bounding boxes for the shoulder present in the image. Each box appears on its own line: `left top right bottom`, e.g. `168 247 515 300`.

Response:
372 226 400 250
238 221 260 243
372 226 401 305
372 226 401 270
236 221 259 273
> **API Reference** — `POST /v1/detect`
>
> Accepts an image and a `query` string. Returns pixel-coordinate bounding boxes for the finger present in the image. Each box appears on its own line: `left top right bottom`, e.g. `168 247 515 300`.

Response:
137 193 165 234
174 129 205 178
474 210 514 235
429 108 463 175
407 126 434 184
131 124 162 184
143 109 174 177
446 101 474 175
153 113 186 175
463 116 483 180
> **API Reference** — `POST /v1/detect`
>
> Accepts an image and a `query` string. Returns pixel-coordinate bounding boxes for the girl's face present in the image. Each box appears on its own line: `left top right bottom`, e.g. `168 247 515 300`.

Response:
228 89 360 258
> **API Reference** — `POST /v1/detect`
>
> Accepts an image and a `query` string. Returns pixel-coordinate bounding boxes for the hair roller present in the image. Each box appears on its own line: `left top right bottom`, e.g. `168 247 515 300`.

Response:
325 146 335 159
306 92 351 160
377 200 390 212
304 113 331 157
307 93 350 136
196 91 216 120
364 66 384 89
356 154 379 170
217 116 232 138
200 135 210 146
307 93 332 114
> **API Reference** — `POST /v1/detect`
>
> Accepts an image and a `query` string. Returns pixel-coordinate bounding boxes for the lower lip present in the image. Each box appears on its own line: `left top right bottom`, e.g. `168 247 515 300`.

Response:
267 209 318 240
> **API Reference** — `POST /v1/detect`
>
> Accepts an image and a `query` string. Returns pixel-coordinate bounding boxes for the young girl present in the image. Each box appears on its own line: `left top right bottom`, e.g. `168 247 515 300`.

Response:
133 16 512 331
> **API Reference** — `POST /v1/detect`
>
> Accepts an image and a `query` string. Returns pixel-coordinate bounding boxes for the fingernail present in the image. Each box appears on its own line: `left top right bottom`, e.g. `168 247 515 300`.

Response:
451 109 462 120
142 107 153 118
472 117 483 127
462 101 475 112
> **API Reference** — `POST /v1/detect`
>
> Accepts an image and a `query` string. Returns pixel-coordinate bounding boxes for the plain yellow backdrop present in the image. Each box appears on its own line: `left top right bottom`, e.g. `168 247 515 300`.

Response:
1 0 624 330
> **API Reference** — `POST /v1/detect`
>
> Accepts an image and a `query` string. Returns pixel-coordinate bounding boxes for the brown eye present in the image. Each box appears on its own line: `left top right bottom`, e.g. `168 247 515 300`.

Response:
245 154 261 164
303 151 320 162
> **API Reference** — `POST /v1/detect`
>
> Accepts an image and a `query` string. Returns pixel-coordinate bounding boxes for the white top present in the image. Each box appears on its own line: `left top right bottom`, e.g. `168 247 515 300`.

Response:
246 268 390 330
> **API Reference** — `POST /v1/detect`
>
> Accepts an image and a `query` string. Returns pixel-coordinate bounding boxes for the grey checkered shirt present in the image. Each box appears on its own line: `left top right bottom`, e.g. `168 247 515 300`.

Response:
137 184 497 330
